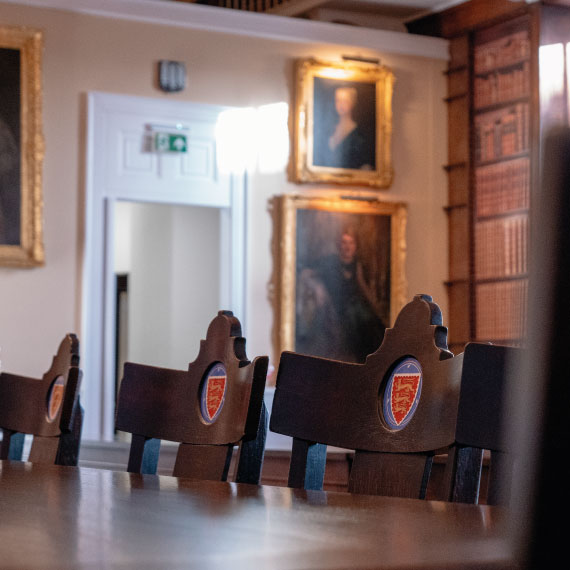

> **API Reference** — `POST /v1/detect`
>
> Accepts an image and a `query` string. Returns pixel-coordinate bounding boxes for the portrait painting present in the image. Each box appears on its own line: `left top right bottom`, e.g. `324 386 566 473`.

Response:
273 194 407 364
293 58 394 188
0 26 44 267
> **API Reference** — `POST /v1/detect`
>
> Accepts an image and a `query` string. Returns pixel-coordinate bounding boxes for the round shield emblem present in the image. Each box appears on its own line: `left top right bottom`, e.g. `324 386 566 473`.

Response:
382 358 422 430
47 375 65 422
200 363 227 424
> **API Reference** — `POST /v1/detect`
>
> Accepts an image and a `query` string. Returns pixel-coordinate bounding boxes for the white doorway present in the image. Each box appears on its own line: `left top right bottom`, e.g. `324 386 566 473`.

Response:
83 92 246 441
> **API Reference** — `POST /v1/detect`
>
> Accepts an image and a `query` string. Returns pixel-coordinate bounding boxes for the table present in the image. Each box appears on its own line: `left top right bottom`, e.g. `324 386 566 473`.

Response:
0 461 515 569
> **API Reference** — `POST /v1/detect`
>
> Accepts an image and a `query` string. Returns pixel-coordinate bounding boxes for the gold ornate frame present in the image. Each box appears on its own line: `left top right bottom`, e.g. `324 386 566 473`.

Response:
271 194 407 364
293 58 394 188
0 26 44 267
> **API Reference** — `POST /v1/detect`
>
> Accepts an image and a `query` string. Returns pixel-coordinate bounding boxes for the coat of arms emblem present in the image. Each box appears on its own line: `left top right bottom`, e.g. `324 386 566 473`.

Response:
200 363 227 424
47 375 65 422
382 358 422 430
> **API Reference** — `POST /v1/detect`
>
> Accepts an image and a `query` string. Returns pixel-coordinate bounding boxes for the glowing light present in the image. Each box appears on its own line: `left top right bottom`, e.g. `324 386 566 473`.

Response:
216 102 289 175
317 67 353 80
257 102 289 174
215 107 257 174
539 43 565 108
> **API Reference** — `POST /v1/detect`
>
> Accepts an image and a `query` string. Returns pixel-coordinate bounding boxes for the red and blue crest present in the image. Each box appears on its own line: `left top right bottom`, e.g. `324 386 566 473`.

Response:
47 375 65 422
200 363 227 424
382 358 422 430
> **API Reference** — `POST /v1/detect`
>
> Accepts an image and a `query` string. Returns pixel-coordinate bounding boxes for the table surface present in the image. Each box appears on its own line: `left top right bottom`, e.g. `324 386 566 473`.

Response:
0 461 515 570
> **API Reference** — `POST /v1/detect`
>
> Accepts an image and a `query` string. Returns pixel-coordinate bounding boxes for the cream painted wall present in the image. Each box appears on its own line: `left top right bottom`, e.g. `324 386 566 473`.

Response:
0 3 448 380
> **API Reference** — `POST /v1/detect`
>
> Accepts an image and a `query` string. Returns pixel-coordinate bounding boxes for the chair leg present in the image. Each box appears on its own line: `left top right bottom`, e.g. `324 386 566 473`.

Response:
56 402 84 466
128 434 161 475
441 445 483 503
288 438 327 491
235 400 268 485
1 430 25 461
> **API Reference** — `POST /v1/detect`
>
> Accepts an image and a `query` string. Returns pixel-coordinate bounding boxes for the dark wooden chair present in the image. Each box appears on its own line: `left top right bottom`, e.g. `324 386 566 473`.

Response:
270 294 466 498
0 334 83 466
115 310 269 484
440 342 523 505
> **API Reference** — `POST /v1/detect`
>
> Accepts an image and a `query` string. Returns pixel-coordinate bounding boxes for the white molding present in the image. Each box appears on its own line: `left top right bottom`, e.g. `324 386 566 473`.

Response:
83 92 247 440
1 0 449 59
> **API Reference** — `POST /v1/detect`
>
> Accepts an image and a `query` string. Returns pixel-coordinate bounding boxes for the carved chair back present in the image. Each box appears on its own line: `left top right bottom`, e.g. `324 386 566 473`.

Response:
270 295 463 498
115 311 269 483
0 334 83 466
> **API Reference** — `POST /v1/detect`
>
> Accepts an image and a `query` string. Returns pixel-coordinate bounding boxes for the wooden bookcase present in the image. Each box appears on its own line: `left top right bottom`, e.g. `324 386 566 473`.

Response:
408 0 570 353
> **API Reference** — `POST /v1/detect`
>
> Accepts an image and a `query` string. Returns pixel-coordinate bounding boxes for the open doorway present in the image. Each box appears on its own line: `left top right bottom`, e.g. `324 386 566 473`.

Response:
113 201 223 414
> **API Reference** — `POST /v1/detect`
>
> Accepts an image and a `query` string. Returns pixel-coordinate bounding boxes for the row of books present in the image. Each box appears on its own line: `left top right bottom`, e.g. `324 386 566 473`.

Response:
474 103 529 163
475 157 530 217
475 279 528 341
474 30 530 74
474 62 529 109
475 215 528 279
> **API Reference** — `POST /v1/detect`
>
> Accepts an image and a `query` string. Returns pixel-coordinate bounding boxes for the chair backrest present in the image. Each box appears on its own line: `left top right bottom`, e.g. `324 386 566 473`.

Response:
270 294 465 498
0 334 83 466
441 342 523 505
115 310 269 484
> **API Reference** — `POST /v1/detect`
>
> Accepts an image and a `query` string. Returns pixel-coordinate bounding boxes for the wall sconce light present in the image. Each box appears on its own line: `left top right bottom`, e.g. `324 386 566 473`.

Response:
158 60 186 93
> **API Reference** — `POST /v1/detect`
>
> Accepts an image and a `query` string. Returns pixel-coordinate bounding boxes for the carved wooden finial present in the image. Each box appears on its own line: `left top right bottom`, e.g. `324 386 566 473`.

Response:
373 294 452 363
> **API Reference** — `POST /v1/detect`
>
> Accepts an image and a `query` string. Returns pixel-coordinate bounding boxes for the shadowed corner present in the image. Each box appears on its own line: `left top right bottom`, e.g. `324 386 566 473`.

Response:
502 126 570 568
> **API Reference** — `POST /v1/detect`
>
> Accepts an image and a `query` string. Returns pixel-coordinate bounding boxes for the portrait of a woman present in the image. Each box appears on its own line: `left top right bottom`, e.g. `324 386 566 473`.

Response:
312 77 376 171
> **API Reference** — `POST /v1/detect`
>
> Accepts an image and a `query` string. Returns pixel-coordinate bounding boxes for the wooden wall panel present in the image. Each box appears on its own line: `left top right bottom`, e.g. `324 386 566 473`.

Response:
448 207 470 281
447 167 469 206
448 98 470 165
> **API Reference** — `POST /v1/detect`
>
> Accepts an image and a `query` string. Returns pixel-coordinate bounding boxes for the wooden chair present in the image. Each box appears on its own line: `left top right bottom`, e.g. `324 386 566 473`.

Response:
115 310 269 484
440 342 523 505
0 334 83 466
270 294 465 498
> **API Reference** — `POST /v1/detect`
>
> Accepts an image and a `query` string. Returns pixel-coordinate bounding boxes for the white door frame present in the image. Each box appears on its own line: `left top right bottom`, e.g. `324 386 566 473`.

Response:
83 92 246 441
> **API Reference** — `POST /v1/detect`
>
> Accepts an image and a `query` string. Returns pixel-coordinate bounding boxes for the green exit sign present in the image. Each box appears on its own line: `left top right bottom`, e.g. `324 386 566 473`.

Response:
154 132 188 153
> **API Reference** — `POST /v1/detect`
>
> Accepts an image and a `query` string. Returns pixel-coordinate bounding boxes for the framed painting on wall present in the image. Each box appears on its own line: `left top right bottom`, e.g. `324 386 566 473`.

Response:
0 25 44 267
293 58 395 188
273 194 407 364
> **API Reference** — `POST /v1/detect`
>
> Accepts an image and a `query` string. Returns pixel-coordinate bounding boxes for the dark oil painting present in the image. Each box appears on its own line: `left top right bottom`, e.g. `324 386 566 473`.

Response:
312 76 376 171
0 47 21 246
295 208 390 363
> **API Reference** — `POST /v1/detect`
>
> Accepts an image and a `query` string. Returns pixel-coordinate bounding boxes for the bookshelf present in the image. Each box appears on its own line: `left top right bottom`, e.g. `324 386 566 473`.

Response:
472 21 530 346
407 0 570 353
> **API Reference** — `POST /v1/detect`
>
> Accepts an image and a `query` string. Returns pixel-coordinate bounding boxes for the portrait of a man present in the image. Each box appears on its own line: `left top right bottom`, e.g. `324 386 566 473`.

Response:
295 208 391 363
312 78 376 171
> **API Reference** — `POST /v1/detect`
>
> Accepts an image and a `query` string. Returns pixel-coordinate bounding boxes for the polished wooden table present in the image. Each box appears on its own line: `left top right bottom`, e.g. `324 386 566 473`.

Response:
0 461 515 569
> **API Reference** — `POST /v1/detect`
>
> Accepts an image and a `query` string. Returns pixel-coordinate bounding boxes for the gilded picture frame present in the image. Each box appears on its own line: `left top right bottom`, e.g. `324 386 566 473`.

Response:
0 26 44 267
272 194 407 365
293 58 394 188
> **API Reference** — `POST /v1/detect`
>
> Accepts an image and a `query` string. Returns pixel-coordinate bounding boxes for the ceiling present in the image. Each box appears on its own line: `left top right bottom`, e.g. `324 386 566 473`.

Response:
187 0 468 31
